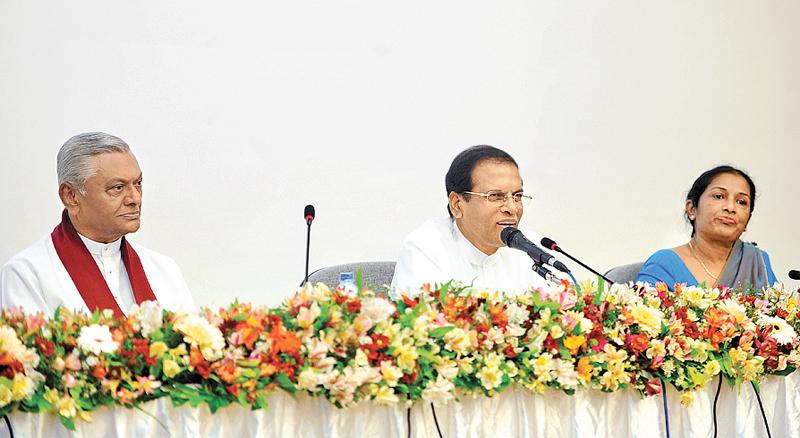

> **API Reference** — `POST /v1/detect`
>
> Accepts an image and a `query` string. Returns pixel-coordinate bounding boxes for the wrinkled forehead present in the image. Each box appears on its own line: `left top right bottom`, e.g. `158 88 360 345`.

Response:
470 159 522 190
89 151 142 180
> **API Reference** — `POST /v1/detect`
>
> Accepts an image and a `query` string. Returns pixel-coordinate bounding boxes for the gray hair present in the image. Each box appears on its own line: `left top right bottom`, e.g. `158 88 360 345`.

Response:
57 132 131 194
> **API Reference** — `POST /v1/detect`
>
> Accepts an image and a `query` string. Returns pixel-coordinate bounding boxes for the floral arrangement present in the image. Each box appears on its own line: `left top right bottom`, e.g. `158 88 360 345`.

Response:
1 280 799 431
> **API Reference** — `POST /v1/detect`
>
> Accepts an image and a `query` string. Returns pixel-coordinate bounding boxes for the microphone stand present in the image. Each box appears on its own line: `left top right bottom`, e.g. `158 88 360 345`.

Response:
304 219 312 285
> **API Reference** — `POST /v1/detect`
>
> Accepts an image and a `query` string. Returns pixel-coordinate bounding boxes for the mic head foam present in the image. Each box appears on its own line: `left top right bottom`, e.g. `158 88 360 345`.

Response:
540 237 557 251
304 204 316 221
790 270 800 280
500 226 517 246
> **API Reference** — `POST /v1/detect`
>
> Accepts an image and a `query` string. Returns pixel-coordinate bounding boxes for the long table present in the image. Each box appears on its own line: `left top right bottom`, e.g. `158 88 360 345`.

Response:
7 370 799 438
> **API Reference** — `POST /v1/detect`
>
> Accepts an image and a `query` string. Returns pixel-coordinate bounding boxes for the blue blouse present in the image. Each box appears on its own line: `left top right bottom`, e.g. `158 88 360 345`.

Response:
635 249 778 290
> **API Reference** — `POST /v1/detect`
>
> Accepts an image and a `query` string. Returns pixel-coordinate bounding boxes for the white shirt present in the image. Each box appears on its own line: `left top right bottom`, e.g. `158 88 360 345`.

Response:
0 234 197 316
78 234 136 313
391 217 560 294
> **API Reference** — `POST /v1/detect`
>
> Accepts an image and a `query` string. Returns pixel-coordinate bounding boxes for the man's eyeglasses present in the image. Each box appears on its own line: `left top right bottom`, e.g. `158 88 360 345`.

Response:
462 191 532 206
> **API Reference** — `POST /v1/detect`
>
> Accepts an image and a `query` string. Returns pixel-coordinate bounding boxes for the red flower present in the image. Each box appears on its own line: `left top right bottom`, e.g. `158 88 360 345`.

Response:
625 333 649 354
189 346 212 379
35 336 55 358
346 299 362 314
543 335 560 353
644 379 662 396
400 371 418 384
503 344 518 358
225 383 240 397
402 295 419 309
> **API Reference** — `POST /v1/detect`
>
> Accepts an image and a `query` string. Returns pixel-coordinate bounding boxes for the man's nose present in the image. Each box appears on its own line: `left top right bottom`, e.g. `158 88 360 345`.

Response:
125 186 142 205
501 197 521 214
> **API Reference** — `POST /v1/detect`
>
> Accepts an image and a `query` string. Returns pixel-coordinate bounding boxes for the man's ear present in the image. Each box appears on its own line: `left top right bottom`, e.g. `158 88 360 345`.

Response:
59 183 81 213
448 192 463 219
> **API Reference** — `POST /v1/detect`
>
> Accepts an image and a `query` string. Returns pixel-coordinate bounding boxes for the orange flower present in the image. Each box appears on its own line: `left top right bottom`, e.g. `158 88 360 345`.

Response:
489 304 508 328
212 357 240 383
576 356 592 381
563 335 586 355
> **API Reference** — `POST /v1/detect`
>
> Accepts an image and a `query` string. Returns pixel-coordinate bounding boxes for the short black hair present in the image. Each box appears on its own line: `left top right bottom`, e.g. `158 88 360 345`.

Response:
445 145 518 217
686 165 757 236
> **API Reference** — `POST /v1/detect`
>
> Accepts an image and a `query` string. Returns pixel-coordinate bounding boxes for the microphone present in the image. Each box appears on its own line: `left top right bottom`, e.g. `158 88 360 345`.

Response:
541 237 614 285
500 227 570 273
305 205 315 226
790 270 800 281
303 205 315 285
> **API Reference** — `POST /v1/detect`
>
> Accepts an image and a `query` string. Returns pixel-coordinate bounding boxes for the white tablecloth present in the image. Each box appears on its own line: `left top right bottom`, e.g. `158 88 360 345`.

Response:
6 371 800 438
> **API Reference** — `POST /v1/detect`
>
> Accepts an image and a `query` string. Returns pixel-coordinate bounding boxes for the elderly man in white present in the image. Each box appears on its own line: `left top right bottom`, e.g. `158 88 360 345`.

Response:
391 145 560 293
0 132 196 316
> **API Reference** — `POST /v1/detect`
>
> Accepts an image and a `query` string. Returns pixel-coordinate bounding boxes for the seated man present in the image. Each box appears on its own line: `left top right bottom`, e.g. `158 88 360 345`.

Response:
0 132 196 316
391 145 557 293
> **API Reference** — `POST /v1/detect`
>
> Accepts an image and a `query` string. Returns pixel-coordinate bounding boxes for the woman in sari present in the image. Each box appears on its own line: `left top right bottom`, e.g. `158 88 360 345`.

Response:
636 165 777 290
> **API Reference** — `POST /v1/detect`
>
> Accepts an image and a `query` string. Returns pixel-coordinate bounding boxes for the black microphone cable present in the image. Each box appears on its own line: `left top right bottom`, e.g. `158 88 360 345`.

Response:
540 237 613 285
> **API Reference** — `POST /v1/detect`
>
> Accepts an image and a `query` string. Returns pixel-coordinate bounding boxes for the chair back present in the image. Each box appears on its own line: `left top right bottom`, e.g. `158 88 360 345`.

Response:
604 262 644 284
306 261 397 291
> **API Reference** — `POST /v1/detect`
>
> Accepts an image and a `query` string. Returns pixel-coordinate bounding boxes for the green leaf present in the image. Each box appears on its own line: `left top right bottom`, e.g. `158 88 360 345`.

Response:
597 276 605 294
59 415 76 431
356 268 364 293
771 365 796 377
428 326 455 339
275 373 297 394
437 281 452 304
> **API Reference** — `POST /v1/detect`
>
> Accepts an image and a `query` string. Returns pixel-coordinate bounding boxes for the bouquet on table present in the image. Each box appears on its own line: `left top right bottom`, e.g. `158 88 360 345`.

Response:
1 279 799 430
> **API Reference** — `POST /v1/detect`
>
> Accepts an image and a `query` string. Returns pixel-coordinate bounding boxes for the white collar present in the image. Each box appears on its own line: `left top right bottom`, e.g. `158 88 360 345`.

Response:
78 233 123 257
451 219 501 267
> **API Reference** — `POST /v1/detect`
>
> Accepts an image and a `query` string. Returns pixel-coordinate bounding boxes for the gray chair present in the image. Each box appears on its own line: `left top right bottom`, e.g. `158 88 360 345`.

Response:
306 261 397 291
604 262 644 284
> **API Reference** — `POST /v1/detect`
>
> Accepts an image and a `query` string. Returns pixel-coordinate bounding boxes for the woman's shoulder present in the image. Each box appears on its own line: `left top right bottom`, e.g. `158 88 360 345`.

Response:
643 248 682 264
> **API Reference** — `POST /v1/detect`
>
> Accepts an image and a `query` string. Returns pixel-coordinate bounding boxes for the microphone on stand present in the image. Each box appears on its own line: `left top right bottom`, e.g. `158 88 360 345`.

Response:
303 205 316 285
500 227 570 273
540 237 614 285
790 270 800 281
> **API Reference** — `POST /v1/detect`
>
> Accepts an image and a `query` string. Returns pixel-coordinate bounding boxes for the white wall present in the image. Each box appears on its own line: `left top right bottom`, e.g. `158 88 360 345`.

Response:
1 1 798 308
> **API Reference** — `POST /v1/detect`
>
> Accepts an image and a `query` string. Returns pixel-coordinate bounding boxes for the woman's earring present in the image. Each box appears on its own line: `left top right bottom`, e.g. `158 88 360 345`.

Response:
689 215 695 220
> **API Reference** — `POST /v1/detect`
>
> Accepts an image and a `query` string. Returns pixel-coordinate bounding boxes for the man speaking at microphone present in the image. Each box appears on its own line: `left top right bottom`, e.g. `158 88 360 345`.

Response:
391 145 559 293
0 132 196 316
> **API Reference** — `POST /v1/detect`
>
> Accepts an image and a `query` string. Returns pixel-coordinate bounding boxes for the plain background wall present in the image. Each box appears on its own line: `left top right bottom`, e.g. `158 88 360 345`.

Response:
1 1 797 308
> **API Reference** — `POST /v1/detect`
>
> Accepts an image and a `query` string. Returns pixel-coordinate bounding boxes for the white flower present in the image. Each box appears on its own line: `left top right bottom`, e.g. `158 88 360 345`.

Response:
760 316 797 345
422 375 455 405
0 326 30 363
130 301 163 336
174 314 226 361
477 365 503 390
77 324 118 355
373 385 399 405
554 359 579 389
297 369 323 392
360 297 396 323
297 302 321 329
505 302 530 325
718 298 746 323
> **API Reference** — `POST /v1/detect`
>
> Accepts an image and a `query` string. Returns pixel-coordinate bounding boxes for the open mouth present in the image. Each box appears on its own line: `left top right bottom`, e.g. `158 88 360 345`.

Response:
497 220 517 228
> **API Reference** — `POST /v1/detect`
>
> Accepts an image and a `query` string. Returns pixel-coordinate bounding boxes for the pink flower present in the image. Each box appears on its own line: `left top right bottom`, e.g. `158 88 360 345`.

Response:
136 375 162 395
65 352 82 371
63 373 77 388
558 290 576 311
